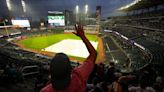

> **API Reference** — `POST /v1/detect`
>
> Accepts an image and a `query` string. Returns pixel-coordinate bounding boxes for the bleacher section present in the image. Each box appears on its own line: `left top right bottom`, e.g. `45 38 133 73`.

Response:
107 9 164 73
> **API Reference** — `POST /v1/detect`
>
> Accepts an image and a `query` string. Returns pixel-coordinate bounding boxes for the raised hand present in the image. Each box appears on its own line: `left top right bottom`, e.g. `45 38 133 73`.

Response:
73 24 85 37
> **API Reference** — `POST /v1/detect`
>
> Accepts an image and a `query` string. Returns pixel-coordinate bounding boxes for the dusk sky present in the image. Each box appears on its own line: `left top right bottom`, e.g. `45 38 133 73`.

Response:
0 0 133 21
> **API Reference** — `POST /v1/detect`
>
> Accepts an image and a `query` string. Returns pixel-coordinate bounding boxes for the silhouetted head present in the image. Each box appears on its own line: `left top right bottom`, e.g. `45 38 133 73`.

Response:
50 53 72 90
109 62 115 66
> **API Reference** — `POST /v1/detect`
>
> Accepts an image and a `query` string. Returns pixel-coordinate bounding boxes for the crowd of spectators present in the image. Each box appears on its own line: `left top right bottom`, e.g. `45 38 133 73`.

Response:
34 61 164 92
0 51 163 92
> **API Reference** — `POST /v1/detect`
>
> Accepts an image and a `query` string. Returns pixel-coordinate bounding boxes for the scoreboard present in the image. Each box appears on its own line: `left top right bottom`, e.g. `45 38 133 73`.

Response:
48 11 65 26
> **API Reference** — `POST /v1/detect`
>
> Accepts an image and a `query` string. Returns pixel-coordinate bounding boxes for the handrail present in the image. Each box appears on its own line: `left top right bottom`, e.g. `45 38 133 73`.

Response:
21 65 39 77
137 48 153 71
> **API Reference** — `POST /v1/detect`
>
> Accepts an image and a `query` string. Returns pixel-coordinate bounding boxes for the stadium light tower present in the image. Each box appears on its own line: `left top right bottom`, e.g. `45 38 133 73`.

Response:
84 4 88 25
75 5 79 22
85 4 88 14
6 0 11 11
76 5 79 14
21 0 26 13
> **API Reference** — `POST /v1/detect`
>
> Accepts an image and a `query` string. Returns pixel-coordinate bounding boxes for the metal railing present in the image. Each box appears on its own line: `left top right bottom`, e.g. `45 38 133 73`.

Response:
21 65 39 77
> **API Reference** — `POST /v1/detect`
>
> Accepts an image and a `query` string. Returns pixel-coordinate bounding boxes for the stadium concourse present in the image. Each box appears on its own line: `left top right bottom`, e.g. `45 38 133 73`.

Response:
0 0 164 92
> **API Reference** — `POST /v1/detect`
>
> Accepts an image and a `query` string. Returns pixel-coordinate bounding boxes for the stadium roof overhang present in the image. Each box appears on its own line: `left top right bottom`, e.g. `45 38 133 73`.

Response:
118 0 164 12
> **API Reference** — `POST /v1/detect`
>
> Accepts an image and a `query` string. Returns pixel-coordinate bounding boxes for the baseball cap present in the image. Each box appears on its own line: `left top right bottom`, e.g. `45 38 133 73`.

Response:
50 53 72 90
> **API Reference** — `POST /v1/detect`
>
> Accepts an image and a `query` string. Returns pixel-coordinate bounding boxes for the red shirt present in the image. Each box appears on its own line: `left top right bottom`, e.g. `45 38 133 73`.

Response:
40 59 94 92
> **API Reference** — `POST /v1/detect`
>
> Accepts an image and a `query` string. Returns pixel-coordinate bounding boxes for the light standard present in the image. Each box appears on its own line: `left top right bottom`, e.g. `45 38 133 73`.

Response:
21 0 26 13
84 4 88 25
6 0 11 11
75 5 79 22
85 4 88 15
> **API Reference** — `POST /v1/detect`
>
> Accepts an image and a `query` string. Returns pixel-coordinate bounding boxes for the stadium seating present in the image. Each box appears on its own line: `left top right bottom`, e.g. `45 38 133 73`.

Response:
107 9 164 73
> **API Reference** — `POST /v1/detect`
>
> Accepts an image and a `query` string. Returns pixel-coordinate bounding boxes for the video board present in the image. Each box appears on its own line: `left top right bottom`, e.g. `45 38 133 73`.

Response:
48 15 65 26
11 20 30 27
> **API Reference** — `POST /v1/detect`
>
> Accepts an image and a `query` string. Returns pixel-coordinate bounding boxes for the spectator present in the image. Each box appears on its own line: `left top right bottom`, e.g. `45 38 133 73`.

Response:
108 75 136 92
86 77 99 92
153 76 164 92
35 63 50 92
87 79 107 92
105 62 116 84
96 63 105 82
40 24 97 92
87 64 98 84
8 63 18 82
128 75 156 92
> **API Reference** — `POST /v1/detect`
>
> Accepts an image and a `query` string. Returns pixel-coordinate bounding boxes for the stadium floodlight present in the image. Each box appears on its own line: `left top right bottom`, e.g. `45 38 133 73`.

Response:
6 0 11 11
85 4 88 14
115 60 118 64
75 5 79 22
76 5 79 14
21 0 26 13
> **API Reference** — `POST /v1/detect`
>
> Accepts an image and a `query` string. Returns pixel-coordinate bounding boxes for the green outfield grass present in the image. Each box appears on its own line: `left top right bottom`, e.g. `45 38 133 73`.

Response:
18 34 98 50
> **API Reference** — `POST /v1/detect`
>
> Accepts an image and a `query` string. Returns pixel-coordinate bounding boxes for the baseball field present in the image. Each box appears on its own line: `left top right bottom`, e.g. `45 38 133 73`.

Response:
17 33 105 63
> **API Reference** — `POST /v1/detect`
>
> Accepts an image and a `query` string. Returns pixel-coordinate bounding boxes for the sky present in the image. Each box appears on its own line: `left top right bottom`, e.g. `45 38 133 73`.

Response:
0 0 133 21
